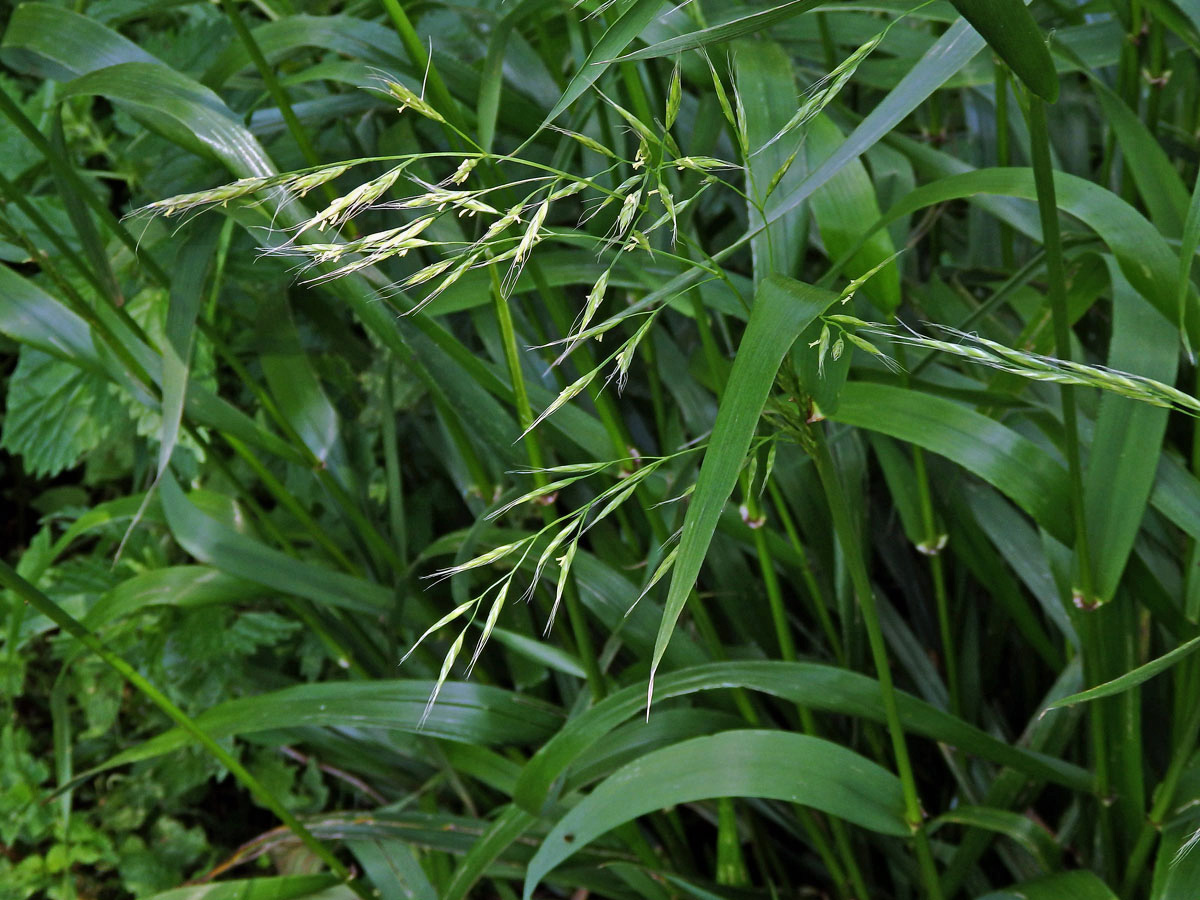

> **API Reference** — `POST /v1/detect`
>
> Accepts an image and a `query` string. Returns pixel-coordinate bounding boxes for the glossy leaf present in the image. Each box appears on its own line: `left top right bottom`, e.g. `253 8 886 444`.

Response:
523 731 908 897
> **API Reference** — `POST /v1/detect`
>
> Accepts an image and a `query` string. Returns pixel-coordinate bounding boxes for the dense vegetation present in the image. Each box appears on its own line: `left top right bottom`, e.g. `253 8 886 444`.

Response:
2 0 1200 897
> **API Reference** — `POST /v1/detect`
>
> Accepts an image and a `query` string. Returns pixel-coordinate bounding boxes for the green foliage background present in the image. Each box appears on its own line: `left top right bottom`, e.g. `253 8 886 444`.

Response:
1 0 1199 898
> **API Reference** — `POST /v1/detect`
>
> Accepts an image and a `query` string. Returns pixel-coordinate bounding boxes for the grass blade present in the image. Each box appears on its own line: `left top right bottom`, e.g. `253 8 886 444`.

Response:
648 276 837 701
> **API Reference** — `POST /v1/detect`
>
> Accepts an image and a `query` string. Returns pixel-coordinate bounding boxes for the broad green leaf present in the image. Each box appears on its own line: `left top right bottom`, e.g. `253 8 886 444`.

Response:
202 14 406 86
829 382 1074 543
1089 80 1188 237
1180 168 1200 345
158 221 221 481
3 11 274 177
159 474 390 613
60 62 274 177
523 731 908 897
649 276 838 697
514 660 1092 815
350 840 437 900
82 566 262 630
733 40 808 280
444 804 537 900
1048 632 1200 708
94 679 564 775
946 0 1058 100
257 293 347 478
806 113 899 311
0 3 157 79
1081 261 1177 604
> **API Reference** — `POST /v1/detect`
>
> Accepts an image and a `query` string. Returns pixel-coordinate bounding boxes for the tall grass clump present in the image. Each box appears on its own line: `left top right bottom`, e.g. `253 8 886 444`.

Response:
1 0 1200 899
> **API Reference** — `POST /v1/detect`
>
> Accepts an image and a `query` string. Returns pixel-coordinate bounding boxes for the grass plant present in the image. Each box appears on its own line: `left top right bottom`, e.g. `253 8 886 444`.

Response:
2 1 1200 899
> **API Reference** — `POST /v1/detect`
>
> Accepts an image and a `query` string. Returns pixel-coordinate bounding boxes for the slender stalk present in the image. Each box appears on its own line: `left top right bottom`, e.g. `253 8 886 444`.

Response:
912 445 959 715
994 64 1015 269
0 560 372 900
809 426 943 900
489 267 605 703
381 362 409 571
378 0 465 135
748 491 870 900
1027 92 1118 872
767 481 845 664
1025 95 1094 605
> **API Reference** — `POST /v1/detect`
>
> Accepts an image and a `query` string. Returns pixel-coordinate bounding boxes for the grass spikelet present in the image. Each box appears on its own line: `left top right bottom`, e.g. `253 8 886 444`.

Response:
504 199 550 295
286 164 352 197
487 477 586 520
759 29 888 155
521 364 601 437
611 313 657 392
380 77 447 123
614 190 641 240
401 256 456 290
838 250 905 303
546 538 578 635
525 520 580 604
410 252 481 313
400 598 476 665
869 323 1200 413
444 157 479 186
468 579 510 674
656 180 678 244
597 91 660 148
674 156 734 173
142 175 277 217
550 126 618 159
626 545 678 618
665 62 682 130
304 164 406 232
428 539 527 582
570 268 611 348
420 629 465 727
703 51 738 136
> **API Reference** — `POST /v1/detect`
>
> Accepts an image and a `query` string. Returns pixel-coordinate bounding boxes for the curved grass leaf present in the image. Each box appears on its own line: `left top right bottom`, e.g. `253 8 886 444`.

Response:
1083 262 1177 604
649 276 838 700
159 474 390 612
0 2 157 79
864 168 1192 345
443 804 537 900
94 679 564 776
61 62 274 177
615 0 826 60
1048 632 1200 708
929 805 1061 871
830 382 1074 542
82 566 261 630
514 660 1093 815
523 730 908 897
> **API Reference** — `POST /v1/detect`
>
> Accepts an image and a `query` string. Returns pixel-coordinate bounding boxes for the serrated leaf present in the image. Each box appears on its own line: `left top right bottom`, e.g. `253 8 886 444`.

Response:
0 346 123 477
